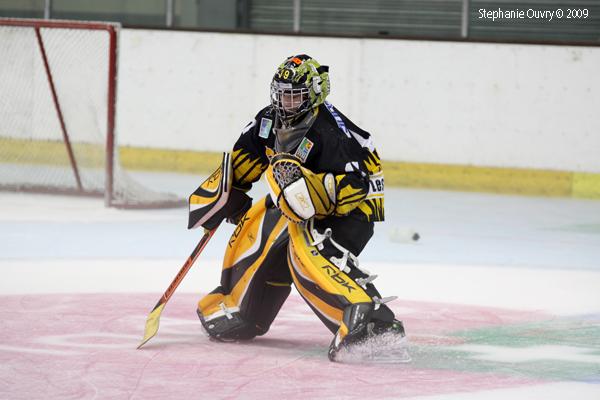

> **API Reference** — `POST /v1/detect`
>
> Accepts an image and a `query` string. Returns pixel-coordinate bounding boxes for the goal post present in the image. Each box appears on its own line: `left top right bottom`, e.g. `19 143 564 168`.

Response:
0 18 183 208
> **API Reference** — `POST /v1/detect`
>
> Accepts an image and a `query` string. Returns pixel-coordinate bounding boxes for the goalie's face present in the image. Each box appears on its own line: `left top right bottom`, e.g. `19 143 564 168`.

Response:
282 90 305 112
270 80 310 122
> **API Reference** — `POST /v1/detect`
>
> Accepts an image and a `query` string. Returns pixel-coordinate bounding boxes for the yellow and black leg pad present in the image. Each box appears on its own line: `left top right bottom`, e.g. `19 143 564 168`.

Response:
286 221 400 359
286 222 374 331
197 196 291 341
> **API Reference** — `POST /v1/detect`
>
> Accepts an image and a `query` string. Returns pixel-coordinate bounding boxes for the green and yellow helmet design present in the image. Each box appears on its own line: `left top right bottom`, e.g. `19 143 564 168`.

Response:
270 54 330 123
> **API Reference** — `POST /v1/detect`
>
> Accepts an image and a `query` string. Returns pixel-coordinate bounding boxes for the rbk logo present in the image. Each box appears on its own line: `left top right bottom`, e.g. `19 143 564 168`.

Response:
229 214 250 247
321 265 355 293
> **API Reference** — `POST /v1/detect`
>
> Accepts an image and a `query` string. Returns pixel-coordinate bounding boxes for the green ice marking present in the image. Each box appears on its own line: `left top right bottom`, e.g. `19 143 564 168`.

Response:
454 318 600 348
411 316 600 382
410 347 599 382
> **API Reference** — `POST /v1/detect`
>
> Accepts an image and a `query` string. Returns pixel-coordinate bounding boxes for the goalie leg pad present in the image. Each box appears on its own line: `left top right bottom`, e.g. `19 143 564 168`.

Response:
197 283 292 341
286 221 374 333
197 292 258 341
197 196 292 340
286 219 403 359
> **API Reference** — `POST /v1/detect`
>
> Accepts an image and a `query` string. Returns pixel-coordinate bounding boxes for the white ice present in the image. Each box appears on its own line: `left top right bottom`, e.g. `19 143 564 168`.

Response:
1 171 600 399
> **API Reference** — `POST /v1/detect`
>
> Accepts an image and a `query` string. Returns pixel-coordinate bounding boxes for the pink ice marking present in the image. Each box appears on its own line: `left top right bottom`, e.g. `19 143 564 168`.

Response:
0 293 546 399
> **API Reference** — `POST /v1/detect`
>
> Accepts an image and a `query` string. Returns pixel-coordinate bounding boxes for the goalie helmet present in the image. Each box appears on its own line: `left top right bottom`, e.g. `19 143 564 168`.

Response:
270 54 330 125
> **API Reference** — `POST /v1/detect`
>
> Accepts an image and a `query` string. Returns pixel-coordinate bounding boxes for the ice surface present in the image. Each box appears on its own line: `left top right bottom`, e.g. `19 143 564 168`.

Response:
1 171 599 399
331 332 412 364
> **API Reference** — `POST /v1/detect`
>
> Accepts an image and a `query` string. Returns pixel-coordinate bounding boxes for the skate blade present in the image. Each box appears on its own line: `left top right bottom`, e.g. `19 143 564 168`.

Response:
334 334 412 364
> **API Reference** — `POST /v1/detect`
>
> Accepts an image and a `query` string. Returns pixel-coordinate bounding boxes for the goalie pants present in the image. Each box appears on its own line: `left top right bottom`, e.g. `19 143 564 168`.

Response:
197 196 394 341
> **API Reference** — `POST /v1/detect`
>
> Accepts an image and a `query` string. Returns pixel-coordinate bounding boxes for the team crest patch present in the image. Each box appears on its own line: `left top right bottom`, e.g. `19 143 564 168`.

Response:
294 137 314 163
259 118 272 139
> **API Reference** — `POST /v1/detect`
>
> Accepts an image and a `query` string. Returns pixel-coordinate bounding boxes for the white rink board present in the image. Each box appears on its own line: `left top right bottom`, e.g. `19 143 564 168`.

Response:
115 29 600 172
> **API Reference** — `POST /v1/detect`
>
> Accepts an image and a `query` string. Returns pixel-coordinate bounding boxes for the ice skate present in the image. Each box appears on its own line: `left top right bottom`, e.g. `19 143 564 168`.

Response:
328 318 410 364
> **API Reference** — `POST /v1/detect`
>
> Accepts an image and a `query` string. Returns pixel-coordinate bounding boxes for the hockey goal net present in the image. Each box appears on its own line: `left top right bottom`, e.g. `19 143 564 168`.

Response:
0 18 182 208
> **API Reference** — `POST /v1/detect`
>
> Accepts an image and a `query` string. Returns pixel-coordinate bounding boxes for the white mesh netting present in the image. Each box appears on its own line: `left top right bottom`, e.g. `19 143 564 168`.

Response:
0 20 182 208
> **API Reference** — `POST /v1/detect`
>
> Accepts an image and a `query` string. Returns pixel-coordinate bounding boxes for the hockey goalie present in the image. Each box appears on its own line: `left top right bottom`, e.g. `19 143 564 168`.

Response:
188 54 406 362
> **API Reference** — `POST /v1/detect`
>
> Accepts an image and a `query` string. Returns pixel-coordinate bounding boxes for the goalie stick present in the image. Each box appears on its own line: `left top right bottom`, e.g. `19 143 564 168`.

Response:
137 225 219 349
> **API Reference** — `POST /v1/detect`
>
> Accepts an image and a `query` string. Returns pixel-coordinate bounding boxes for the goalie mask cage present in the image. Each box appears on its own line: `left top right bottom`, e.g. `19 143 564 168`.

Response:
0 18 183 208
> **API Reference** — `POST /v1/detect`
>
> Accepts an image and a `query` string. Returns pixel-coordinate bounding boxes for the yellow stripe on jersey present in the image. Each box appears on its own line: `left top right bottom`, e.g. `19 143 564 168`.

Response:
232 148 268 187
363 150 382 174
358 198 385 221
334 175 368 216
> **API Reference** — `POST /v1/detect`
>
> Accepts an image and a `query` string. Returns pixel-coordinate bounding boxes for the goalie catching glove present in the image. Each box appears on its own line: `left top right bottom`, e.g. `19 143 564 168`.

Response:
265 153 336 223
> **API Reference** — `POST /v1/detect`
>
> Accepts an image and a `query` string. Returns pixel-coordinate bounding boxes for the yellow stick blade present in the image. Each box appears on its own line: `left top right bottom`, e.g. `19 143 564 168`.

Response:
137 303 166 349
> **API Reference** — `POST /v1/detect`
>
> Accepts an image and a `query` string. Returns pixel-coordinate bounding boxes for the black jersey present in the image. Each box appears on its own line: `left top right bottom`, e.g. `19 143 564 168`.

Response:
230 102 384 222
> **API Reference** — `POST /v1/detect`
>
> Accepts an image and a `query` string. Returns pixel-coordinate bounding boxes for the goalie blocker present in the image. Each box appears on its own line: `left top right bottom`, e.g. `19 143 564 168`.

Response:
188 152 252 230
